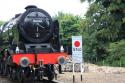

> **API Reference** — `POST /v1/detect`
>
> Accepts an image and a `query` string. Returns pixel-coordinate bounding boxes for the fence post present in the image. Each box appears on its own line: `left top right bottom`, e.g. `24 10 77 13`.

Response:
119 60 121 67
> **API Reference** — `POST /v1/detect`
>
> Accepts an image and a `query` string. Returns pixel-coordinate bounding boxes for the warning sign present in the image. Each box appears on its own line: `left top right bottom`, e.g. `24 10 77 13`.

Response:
72 36 83 63
74 41 80 47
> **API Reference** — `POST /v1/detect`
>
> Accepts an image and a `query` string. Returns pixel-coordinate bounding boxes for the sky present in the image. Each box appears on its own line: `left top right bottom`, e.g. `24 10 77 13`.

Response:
0 0 89 21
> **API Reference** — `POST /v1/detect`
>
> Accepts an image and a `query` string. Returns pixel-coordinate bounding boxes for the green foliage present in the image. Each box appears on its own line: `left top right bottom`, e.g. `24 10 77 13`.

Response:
81 0 125 66
0 21 19 49
82 0 125 39
82 2 111 63
0 21 4 26
0 21 4 33
54 12 83 45
95 40 125 67
105 40 125 67
85 2 120 41
80 0 94 3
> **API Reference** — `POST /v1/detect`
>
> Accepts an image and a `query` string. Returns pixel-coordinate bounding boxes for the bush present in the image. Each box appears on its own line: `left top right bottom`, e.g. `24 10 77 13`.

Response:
105 40 125 67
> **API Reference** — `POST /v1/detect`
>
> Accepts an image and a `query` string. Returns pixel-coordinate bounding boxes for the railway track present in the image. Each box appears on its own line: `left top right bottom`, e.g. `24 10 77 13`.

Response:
0 76 63 83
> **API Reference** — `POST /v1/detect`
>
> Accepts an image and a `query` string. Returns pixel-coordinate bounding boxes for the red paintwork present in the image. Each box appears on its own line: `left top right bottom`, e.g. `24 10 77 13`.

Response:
37 52 67 64
12 54 35 65
12 52 67 65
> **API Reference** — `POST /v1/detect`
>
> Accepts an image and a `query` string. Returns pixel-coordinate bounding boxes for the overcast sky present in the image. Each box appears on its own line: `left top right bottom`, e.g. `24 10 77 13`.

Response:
0 0 89 21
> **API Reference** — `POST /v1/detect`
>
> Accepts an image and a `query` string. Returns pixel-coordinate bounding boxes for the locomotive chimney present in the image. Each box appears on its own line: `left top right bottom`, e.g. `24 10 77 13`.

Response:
25 5 37 10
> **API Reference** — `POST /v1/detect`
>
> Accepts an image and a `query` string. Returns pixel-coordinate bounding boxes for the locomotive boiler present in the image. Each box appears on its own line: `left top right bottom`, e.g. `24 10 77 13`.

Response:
0 5 68 82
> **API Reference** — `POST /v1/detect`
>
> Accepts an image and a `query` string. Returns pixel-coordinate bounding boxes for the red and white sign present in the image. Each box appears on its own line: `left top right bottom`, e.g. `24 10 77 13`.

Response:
74 41 80 47
72 36 83 63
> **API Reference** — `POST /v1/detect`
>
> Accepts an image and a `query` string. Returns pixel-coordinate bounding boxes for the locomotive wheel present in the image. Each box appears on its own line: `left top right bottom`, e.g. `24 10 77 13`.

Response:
0 61 3 74
8 67 11 79
17 69 25 83
3 64 8 76
37 70 43 81
47 70 54 81
10 68 17 80
0 64 2 74
46 66 54 81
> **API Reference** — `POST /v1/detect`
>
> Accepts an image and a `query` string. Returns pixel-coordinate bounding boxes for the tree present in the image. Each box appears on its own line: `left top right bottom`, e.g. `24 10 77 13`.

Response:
54 12 83 45
81 0 125 66
81 2 113 62
81 0 125 40
0 21 4 32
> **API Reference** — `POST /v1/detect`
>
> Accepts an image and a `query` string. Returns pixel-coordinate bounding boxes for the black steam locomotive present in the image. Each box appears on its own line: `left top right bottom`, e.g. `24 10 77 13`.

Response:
0 5 68 82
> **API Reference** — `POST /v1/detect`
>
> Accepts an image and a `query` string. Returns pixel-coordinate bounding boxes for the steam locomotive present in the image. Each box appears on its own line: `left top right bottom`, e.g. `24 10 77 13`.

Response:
0 5 68 82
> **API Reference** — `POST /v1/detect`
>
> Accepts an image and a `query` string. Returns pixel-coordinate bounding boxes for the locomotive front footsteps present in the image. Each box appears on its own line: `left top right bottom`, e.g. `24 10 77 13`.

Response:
0 5 68 83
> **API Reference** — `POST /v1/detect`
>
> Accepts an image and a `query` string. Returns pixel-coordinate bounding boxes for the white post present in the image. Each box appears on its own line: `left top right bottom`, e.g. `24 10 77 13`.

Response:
80 63 83 81
73 63 75 83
